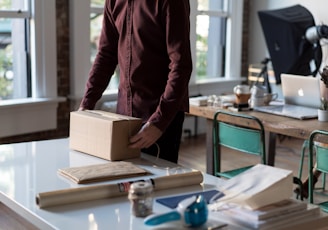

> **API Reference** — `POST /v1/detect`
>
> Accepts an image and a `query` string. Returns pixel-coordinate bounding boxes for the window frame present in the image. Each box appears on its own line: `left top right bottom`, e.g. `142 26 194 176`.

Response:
0 0 65 138
188 0 245 96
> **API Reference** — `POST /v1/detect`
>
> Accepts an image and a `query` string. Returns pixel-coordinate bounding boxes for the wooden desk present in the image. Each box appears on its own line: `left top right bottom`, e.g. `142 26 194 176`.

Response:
188 105 328 174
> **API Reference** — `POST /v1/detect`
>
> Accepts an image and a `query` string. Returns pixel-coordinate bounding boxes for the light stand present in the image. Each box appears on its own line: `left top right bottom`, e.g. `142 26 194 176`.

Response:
254 58 272 94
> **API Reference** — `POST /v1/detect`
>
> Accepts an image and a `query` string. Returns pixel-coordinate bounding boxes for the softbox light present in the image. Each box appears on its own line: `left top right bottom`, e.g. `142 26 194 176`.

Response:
258 4 322 84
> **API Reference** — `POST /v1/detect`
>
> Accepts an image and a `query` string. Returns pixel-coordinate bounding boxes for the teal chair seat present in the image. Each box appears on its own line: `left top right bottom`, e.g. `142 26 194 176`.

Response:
213 111 267 179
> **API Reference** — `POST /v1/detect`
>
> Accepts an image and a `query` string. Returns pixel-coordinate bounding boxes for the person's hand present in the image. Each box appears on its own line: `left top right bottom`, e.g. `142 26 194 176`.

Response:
129 122 163 149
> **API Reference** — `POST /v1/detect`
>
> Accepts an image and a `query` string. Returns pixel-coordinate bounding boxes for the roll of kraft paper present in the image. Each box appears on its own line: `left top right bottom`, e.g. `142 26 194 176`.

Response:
36 170 203 208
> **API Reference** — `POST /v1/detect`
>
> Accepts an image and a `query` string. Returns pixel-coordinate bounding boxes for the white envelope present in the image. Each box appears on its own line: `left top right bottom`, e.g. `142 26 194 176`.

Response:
215 164 293 210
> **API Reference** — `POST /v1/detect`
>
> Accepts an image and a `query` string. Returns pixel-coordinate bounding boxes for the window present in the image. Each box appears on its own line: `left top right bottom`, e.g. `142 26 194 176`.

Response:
0 0 63 137
0 0 59 101
90 0 119 92
190 0 244 85
0 0 30 100
70 0 244 104
90 0 104 62
196 0 228 79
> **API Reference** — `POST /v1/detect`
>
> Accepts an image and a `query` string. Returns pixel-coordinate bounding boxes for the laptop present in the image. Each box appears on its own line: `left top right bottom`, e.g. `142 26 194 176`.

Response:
254 74 321 120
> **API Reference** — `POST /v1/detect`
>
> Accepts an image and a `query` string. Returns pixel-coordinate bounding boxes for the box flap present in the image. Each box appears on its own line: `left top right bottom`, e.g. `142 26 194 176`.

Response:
81 110 141 121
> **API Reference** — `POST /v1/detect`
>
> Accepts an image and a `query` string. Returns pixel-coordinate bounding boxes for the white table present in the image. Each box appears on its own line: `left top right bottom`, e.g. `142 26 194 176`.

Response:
0 138 228 230
1 138 327 230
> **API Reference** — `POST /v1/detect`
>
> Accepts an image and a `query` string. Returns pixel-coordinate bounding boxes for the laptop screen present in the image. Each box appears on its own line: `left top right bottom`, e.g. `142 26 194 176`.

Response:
281 73 321 108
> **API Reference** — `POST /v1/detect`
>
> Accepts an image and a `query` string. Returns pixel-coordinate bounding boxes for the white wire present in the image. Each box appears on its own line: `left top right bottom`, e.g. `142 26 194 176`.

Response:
151 143 185 173
154 142 160 160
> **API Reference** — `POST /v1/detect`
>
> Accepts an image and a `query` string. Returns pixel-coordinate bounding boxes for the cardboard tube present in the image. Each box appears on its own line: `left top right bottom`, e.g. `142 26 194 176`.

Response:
36 171 203 208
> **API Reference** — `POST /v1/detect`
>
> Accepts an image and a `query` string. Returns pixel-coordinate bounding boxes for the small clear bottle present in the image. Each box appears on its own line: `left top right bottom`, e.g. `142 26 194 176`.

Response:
128 181 153 217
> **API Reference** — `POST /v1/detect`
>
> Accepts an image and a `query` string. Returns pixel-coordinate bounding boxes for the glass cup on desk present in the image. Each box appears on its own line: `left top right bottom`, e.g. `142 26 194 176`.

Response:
233 85 251 105
207 95 221 107
213 97 221 107
235 93 251 105
207 95 215 106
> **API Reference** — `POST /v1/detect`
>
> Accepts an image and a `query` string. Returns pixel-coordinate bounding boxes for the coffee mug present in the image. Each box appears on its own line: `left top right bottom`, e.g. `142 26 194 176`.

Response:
263 93 278 105
249 97 265 107
250 85 267 97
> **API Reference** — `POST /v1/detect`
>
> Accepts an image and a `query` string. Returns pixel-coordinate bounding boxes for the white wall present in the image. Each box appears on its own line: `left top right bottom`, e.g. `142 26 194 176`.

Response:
249 0 328 67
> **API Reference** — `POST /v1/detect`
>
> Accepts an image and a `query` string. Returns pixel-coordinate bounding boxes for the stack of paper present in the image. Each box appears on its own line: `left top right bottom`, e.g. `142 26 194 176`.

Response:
189 96 208 106
213 164 294 210
208 164 322 229
210 199 320 229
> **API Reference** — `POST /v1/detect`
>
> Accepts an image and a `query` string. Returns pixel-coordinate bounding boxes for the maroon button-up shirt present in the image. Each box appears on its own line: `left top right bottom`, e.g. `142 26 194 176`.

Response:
80 0 192 131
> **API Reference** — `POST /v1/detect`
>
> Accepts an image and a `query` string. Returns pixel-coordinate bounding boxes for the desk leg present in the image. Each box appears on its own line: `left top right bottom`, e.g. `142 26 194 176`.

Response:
268 132 276 166
205 119 214 175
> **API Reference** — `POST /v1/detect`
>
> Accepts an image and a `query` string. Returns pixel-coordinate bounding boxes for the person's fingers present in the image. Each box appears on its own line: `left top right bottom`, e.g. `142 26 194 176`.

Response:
129 122 162 149
129 138 148 149
129 135 155 149
129 132 142 144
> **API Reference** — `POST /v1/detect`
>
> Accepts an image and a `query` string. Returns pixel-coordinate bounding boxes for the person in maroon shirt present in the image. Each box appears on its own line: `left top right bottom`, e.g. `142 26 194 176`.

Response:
79 0 192 163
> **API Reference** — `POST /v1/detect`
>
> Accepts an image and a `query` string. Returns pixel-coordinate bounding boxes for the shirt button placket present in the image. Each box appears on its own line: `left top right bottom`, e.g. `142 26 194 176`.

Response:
126 0 133 116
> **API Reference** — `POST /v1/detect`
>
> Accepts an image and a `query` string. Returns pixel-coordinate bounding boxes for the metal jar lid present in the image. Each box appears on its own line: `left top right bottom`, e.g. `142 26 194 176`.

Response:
128 181 153 199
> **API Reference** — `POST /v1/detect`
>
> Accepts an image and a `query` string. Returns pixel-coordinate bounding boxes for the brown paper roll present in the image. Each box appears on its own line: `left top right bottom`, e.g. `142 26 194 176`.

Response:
153 171 204 190
36 171 203 208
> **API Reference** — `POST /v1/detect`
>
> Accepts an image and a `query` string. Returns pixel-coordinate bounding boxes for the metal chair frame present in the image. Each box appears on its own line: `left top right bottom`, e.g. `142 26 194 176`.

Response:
213 111 267 179
307 130 328 212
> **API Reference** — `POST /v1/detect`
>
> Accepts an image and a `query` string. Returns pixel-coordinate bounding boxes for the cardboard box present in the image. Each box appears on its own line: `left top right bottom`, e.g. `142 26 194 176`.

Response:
69 110 142 161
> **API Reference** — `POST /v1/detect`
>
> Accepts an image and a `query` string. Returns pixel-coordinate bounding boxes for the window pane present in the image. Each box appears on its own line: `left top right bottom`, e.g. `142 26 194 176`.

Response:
198 0 226 11
0 0 28 11
91 0 105 8
90 13 119 91
0 18 28 100
196 15 226 80
196 15 208 78
90 13 102 62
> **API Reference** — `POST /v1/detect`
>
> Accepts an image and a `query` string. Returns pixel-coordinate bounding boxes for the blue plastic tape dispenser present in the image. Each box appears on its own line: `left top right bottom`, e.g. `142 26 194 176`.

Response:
144 195 208 227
